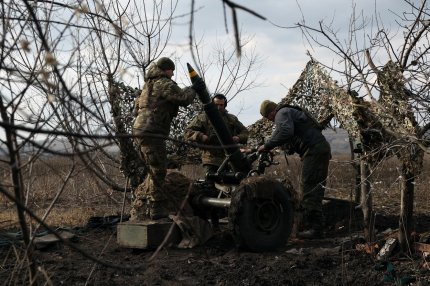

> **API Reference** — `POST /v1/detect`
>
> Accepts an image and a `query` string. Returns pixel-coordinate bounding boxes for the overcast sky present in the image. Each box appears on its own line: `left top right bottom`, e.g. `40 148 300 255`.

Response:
159 0 412 125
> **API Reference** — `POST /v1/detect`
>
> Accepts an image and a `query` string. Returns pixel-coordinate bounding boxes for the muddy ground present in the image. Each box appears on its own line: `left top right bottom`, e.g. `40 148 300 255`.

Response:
2 199 430 286
2 155 430 285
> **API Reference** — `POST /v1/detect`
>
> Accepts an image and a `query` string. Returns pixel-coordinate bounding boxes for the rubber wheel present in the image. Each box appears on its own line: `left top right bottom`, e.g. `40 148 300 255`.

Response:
228 178 294 251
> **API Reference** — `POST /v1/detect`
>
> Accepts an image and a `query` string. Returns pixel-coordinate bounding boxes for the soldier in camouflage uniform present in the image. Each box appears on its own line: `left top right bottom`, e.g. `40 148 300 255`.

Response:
184 94 249 174
258 100 331 239
131 57 205 220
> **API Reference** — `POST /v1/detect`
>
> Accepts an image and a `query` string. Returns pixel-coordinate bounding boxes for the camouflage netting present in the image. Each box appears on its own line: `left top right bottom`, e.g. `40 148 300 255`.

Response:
248 59 364 146
375 61 418 134
108 81 146 188
168 98 204 165
372 60 423 173
248 58 423 174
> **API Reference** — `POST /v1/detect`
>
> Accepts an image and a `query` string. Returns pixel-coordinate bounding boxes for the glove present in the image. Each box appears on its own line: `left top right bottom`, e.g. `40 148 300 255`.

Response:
207 134 220 145
257 145 267 153
191 78 206 93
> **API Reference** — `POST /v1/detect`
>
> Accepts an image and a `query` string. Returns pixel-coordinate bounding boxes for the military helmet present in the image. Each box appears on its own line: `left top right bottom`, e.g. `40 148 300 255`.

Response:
260 100 277 117
156 57 175 71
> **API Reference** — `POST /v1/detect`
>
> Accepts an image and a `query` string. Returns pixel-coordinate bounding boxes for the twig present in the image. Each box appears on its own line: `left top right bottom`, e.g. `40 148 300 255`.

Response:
120 177 129 222
365 50 378 73
37 266 54 286
222 0 266 57
85 233 115 285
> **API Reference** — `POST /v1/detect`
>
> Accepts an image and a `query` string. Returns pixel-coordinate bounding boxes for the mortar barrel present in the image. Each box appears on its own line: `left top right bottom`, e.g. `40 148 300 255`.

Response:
187 63 251 173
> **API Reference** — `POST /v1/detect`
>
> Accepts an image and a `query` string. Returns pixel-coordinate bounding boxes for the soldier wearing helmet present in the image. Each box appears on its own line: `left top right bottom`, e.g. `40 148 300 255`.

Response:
184 93 249 174
131 57 206 221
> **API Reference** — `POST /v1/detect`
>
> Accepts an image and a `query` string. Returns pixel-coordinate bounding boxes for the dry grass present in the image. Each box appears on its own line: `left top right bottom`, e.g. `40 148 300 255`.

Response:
0 156 128 229
1 153 429 229
260 152 430 216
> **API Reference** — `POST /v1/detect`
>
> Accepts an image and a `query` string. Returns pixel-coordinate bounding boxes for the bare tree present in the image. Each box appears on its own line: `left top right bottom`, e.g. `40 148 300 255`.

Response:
0 0 266 282
0 0 180 283
295 0 430 251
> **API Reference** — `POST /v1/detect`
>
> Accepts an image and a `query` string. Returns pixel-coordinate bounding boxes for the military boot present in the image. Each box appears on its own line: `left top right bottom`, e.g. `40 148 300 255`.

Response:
297 227 322 239
149 201 169 220
297 211 324 239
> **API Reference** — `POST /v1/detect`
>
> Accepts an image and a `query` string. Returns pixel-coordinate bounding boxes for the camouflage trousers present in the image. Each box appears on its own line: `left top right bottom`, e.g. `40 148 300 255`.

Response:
300 140 331 228
130 138 167 221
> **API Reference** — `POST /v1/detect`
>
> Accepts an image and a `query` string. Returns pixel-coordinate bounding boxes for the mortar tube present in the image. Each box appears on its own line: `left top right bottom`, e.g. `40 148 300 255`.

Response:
187 63 251 173
187 63 211 104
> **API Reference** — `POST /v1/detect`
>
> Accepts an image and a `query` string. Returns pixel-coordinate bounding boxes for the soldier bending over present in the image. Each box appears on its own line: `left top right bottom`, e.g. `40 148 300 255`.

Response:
258 100 331 239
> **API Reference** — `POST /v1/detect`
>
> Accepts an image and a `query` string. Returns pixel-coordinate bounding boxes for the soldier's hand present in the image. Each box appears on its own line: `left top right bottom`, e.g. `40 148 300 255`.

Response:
257 145 267 153
191 78 206 93
202 134 209 144
208 134 219 145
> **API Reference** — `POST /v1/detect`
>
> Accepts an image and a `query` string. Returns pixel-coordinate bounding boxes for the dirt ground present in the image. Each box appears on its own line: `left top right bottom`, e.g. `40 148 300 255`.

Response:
2 155 430 285
2 199 430 286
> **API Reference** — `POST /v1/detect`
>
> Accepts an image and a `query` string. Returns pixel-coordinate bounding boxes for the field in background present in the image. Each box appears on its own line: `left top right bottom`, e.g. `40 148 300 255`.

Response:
0 156 127 228
1 153 430 229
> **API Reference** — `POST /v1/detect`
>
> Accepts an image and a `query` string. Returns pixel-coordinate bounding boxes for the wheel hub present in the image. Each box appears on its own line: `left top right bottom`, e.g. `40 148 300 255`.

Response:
254 200 282 232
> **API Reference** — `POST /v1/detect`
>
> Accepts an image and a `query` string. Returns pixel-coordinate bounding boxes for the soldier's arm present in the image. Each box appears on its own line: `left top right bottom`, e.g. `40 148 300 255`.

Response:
264 109 294 150
164 80 196 107
184 114 207 142
234 118 249 144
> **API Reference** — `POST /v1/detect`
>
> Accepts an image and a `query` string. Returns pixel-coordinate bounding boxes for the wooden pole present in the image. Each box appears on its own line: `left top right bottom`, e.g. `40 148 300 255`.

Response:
348 137 361 203
360 158 373 243
399 166 414 253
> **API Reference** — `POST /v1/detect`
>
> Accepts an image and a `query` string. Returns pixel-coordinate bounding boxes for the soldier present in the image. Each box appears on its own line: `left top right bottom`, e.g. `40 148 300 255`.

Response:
131 57 206 220
184 93 249 174
258 100 331 239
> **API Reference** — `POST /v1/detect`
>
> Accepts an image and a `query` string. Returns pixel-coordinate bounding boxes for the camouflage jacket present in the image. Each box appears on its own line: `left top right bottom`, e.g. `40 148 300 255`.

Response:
184 110 249 166
133 64 196 139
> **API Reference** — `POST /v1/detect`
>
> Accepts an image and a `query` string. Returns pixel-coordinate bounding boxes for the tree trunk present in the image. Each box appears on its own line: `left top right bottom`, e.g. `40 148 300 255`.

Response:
0 96 37 284
360 158 373 242
399 166 414 253
354 154 361 203
348 137 361 203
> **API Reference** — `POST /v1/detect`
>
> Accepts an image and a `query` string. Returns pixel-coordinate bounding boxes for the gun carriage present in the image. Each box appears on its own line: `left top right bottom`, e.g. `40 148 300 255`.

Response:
187 64 294 251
